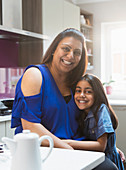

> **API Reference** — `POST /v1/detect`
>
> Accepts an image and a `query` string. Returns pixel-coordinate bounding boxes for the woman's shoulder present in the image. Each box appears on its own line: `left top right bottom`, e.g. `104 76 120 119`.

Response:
23 64 47 80
24 66 42 81
21 65 43 96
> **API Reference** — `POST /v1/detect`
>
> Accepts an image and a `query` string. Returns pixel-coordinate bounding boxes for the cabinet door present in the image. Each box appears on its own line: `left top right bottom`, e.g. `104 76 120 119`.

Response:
112 106 126 156
42 0 63 53
21 0 43 67
0 122 5 142
2 0 22 29
5 120 14 139
63 1 80 30
0 0 2 25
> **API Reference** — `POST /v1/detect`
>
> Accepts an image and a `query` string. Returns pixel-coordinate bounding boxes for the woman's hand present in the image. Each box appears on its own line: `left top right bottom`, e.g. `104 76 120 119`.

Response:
117 148 125 162
117 147 125 162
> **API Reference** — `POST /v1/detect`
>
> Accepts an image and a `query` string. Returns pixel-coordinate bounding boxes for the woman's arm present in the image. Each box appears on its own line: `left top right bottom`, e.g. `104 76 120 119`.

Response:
62 133 107 152
21 119 73 149
21 67 73 150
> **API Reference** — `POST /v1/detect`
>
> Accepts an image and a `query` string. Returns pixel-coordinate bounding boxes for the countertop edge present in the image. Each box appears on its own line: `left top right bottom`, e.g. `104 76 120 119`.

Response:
109 99 126 106
0 115 11 122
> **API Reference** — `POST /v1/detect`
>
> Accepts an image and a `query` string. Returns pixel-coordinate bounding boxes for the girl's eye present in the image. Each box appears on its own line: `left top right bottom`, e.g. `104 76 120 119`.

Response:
85 90 93 94
75 89 81 93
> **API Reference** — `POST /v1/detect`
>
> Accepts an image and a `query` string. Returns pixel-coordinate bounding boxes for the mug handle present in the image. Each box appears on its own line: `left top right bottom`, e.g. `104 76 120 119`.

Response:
39 135 53 162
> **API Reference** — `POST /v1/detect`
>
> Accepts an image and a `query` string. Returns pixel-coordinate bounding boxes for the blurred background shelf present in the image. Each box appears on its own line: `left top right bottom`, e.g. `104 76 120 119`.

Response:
80 10 93 71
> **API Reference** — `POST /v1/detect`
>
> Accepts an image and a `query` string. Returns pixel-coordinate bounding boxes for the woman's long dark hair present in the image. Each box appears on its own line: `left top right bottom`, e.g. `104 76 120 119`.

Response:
42 28 88 89
77 74 118 133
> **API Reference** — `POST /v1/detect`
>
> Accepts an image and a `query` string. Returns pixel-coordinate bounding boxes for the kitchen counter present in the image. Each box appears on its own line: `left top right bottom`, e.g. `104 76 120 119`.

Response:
0 115 11 122
0 115 14 142
109 99 126 106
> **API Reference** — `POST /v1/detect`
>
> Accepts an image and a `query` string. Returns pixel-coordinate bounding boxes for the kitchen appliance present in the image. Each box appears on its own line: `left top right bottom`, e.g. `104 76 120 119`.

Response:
0 99 13 116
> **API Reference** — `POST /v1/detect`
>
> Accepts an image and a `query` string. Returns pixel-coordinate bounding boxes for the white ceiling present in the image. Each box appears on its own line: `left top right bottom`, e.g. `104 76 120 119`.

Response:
70 0 119 4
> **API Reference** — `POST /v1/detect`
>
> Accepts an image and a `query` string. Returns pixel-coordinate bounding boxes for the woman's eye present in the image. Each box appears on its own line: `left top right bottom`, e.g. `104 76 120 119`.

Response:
62 47 70 52
74 50 81 56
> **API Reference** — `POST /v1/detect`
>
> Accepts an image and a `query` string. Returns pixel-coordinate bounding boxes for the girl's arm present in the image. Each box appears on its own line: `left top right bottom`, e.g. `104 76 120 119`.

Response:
21 67 73 150
62 133 107 152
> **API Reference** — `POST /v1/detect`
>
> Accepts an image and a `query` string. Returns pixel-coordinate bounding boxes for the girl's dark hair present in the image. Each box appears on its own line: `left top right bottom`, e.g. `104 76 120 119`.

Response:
77 73 118 131
42 28 88 89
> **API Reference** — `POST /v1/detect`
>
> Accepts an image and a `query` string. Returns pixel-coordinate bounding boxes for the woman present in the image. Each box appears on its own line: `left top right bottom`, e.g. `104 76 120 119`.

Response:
11 28 122 169
11 28 87 149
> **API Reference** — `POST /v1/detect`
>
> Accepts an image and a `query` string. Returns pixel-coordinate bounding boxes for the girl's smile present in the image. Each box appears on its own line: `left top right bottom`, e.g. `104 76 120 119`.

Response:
74 80 94 112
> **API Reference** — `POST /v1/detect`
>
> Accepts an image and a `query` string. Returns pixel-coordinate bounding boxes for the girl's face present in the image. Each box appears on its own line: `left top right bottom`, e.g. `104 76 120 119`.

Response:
74 80 94 113
52 37 82 74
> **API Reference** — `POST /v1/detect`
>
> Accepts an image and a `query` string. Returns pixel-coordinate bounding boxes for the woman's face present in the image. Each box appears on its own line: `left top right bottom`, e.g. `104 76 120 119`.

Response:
52 37 82 74
74 80 94 112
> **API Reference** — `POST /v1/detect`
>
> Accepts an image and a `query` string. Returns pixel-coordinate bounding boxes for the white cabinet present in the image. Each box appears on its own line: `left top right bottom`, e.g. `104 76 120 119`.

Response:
0 116 14 142
42 0 64 53
5 120 14 139
0 122 5 142
111 105 126 156
1 0 22 29
63 1 80 30
42 0 80 54
22 0 80 55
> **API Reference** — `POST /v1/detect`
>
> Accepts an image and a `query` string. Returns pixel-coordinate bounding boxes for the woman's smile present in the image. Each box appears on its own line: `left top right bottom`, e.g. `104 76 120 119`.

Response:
52 37 82 73
61 58 73 65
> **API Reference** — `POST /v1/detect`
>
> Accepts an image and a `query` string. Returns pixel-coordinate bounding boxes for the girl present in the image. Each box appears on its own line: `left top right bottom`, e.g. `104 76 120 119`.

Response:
63 73 124 170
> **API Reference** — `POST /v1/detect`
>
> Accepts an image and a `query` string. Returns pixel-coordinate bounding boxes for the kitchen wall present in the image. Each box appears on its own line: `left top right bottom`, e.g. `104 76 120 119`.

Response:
77 0 126 78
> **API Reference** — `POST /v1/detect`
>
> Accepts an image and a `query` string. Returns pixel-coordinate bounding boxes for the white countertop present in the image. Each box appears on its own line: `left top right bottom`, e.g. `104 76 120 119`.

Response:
109 99 126 106
0 115 11 122
0 147 105 170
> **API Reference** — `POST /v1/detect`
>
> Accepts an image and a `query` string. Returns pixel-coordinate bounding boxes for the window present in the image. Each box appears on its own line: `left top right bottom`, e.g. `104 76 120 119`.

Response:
101 22 126 100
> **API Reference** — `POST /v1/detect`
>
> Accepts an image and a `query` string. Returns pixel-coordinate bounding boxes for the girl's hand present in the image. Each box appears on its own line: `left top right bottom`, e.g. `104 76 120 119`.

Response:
117 147 125 162
62 139 71 144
